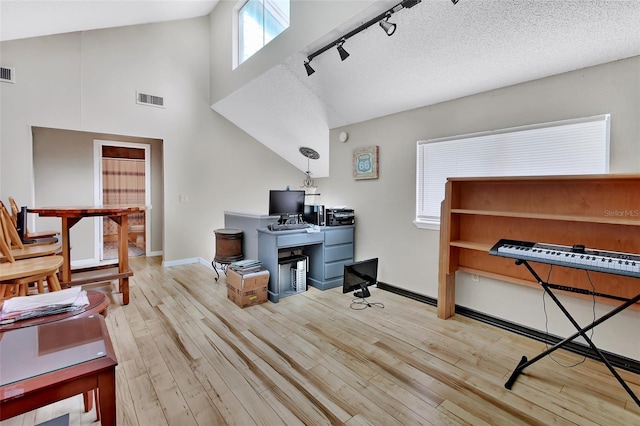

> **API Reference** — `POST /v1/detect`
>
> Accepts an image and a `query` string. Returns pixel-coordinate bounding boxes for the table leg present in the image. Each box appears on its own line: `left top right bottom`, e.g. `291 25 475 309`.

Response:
61 217 72 284
117 214 130 305
47 271 62 291
83 389 101 421
97 369 116 426
83 390 93 413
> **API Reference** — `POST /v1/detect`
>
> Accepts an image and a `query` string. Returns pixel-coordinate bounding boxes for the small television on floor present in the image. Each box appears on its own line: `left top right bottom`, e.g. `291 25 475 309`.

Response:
342 258 378 298
269 189 305 223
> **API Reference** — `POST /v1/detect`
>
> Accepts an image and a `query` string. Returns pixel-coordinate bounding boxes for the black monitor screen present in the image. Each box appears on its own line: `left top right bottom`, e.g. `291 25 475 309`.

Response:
268 190 305 218
343 258 378 298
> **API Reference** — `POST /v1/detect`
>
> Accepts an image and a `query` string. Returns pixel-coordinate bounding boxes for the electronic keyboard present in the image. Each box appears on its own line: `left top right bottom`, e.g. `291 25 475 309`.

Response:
489 239 640 279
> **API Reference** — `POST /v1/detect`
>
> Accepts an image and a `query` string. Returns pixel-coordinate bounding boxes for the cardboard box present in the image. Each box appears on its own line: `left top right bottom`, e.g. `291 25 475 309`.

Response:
226 268 269 308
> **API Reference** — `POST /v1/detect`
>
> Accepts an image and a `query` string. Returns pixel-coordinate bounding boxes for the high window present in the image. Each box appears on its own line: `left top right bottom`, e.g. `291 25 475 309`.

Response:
238 0 290 65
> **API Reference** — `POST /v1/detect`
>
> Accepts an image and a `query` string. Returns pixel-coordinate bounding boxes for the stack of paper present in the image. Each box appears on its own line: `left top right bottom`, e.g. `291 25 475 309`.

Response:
229 259 262 274
0 287 89 324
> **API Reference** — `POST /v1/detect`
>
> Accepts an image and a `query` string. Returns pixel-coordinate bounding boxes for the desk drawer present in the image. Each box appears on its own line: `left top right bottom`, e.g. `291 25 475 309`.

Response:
325 259 353 280
325 243 353 263
324 227 354 245
277 232 324 248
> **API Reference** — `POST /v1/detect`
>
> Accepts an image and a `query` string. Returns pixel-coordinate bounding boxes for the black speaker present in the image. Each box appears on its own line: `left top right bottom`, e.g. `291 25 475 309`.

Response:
303 204 325 226
16 206 28 241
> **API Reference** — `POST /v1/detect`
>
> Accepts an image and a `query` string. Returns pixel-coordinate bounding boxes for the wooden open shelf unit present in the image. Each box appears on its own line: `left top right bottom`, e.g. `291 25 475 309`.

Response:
437 174 640 319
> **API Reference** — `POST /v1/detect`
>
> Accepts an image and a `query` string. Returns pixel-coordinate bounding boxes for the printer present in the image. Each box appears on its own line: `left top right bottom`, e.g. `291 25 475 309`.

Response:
326 208 355 226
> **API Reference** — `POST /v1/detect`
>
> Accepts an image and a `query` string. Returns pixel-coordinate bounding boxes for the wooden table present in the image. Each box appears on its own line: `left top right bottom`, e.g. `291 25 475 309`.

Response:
0 315 118 425
29 206 145 305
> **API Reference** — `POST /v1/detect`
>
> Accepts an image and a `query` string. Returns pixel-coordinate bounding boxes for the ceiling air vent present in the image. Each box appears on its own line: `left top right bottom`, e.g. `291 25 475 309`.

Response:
136 91 164 108
1 67 15 84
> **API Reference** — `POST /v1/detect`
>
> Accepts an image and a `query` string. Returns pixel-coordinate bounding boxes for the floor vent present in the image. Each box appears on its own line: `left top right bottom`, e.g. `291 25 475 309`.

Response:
136 91 164 108
1 67 15 83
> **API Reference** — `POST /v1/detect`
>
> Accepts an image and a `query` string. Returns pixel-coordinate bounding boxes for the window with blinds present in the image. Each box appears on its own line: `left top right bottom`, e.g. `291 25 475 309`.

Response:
416 114 610 230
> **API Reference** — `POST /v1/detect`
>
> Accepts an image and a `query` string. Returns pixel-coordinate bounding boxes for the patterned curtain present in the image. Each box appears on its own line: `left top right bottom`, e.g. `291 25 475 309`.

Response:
102 158 145 236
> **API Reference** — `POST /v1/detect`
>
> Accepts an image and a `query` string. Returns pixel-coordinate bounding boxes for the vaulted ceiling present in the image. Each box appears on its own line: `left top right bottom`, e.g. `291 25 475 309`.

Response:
3 1 640 177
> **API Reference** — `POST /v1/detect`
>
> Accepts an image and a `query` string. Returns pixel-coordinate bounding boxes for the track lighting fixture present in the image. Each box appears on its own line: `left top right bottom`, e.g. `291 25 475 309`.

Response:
451 0 460 4
337 40 350 61
379 16 397 36
303 0 422 76
304 61 315 76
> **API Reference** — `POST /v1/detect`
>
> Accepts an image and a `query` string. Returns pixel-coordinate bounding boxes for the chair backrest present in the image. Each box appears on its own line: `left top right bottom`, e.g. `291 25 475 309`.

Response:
16 207 28 241
0 208 16 262
8 197 28 240
0 201 24 250
8 196 19 227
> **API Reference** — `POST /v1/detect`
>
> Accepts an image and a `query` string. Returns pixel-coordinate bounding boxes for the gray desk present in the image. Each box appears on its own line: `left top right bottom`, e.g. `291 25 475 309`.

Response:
224 211 280 260
258 226 354 302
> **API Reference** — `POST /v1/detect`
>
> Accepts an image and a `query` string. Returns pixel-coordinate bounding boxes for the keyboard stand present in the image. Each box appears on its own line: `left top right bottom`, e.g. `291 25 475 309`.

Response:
504 259 640 407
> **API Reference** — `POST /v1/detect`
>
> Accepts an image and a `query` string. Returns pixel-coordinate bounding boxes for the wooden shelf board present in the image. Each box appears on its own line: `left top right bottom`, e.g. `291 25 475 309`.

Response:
450 240 492 252
64 267 132 287
451 209 640 226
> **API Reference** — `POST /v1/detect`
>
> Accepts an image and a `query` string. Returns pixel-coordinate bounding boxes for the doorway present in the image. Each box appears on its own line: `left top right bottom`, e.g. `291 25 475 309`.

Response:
94 140 151 261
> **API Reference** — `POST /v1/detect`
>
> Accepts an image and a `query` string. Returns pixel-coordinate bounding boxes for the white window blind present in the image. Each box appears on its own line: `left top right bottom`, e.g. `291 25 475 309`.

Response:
416 114 610 230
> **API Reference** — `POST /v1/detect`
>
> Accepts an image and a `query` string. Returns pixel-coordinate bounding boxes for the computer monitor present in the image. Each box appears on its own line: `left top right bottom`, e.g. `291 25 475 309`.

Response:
268 190 305 223
342 258 378 298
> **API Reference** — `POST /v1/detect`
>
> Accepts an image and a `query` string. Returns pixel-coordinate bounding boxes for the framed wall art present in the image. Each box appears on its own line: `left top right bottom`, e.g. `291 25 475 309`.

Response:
353 145 379 180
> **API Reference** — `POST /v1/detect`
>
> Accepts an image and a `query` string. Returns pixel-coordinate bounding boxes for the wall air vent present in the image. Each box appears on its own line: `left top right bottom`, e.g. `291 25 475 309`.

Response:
136 91 164 108
1 67 15 84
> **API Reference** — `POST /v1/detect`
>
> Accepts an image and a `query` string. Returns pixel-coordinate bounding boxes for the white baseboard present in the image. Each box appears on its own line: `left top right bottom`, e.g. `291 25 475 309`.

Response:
161 257 215 269
162 257 199 267
199 257 214 269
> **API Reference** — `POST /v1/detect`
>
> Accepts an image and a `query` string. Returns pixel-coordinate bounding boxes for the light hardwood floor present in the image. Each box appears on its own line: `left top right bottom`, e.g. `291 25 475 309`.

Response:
2 256 640 425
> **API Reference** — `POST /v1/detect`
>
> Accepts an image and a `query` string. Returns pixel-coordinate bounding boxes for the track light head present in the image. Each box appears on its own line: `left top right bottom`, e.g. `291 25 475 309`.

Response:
401 0 421 8
379 17 396 36
337 40 350 61
304 61 315 76
305 0 422 74
451 0 460 4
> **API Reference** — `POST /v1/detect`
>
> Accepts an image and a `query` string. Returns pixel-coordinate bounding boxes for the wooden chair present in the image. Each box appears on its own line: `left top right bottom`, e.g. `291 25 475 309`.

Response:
0 201 61 263
0 211 63 300
0 200 23 249
7 197 59 241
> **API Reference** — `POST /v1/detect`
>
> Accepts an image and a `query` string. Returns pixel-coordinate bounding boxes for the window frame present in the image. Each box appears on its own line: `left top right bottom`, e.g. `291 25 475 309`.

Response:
237 0 290 67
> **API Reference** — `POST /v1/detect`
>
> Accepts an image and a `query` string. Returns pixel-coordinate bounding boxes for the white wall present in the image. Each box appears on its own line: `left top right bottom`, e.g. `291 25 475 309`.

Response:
326 56 640 359
0 17 305 264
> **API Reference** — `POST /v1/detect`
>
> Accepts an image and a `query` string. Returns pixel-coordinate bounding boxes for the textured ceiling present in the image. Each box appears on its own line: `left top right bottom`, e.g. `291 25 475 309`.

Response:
215 0 640 177
3 1 640 178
